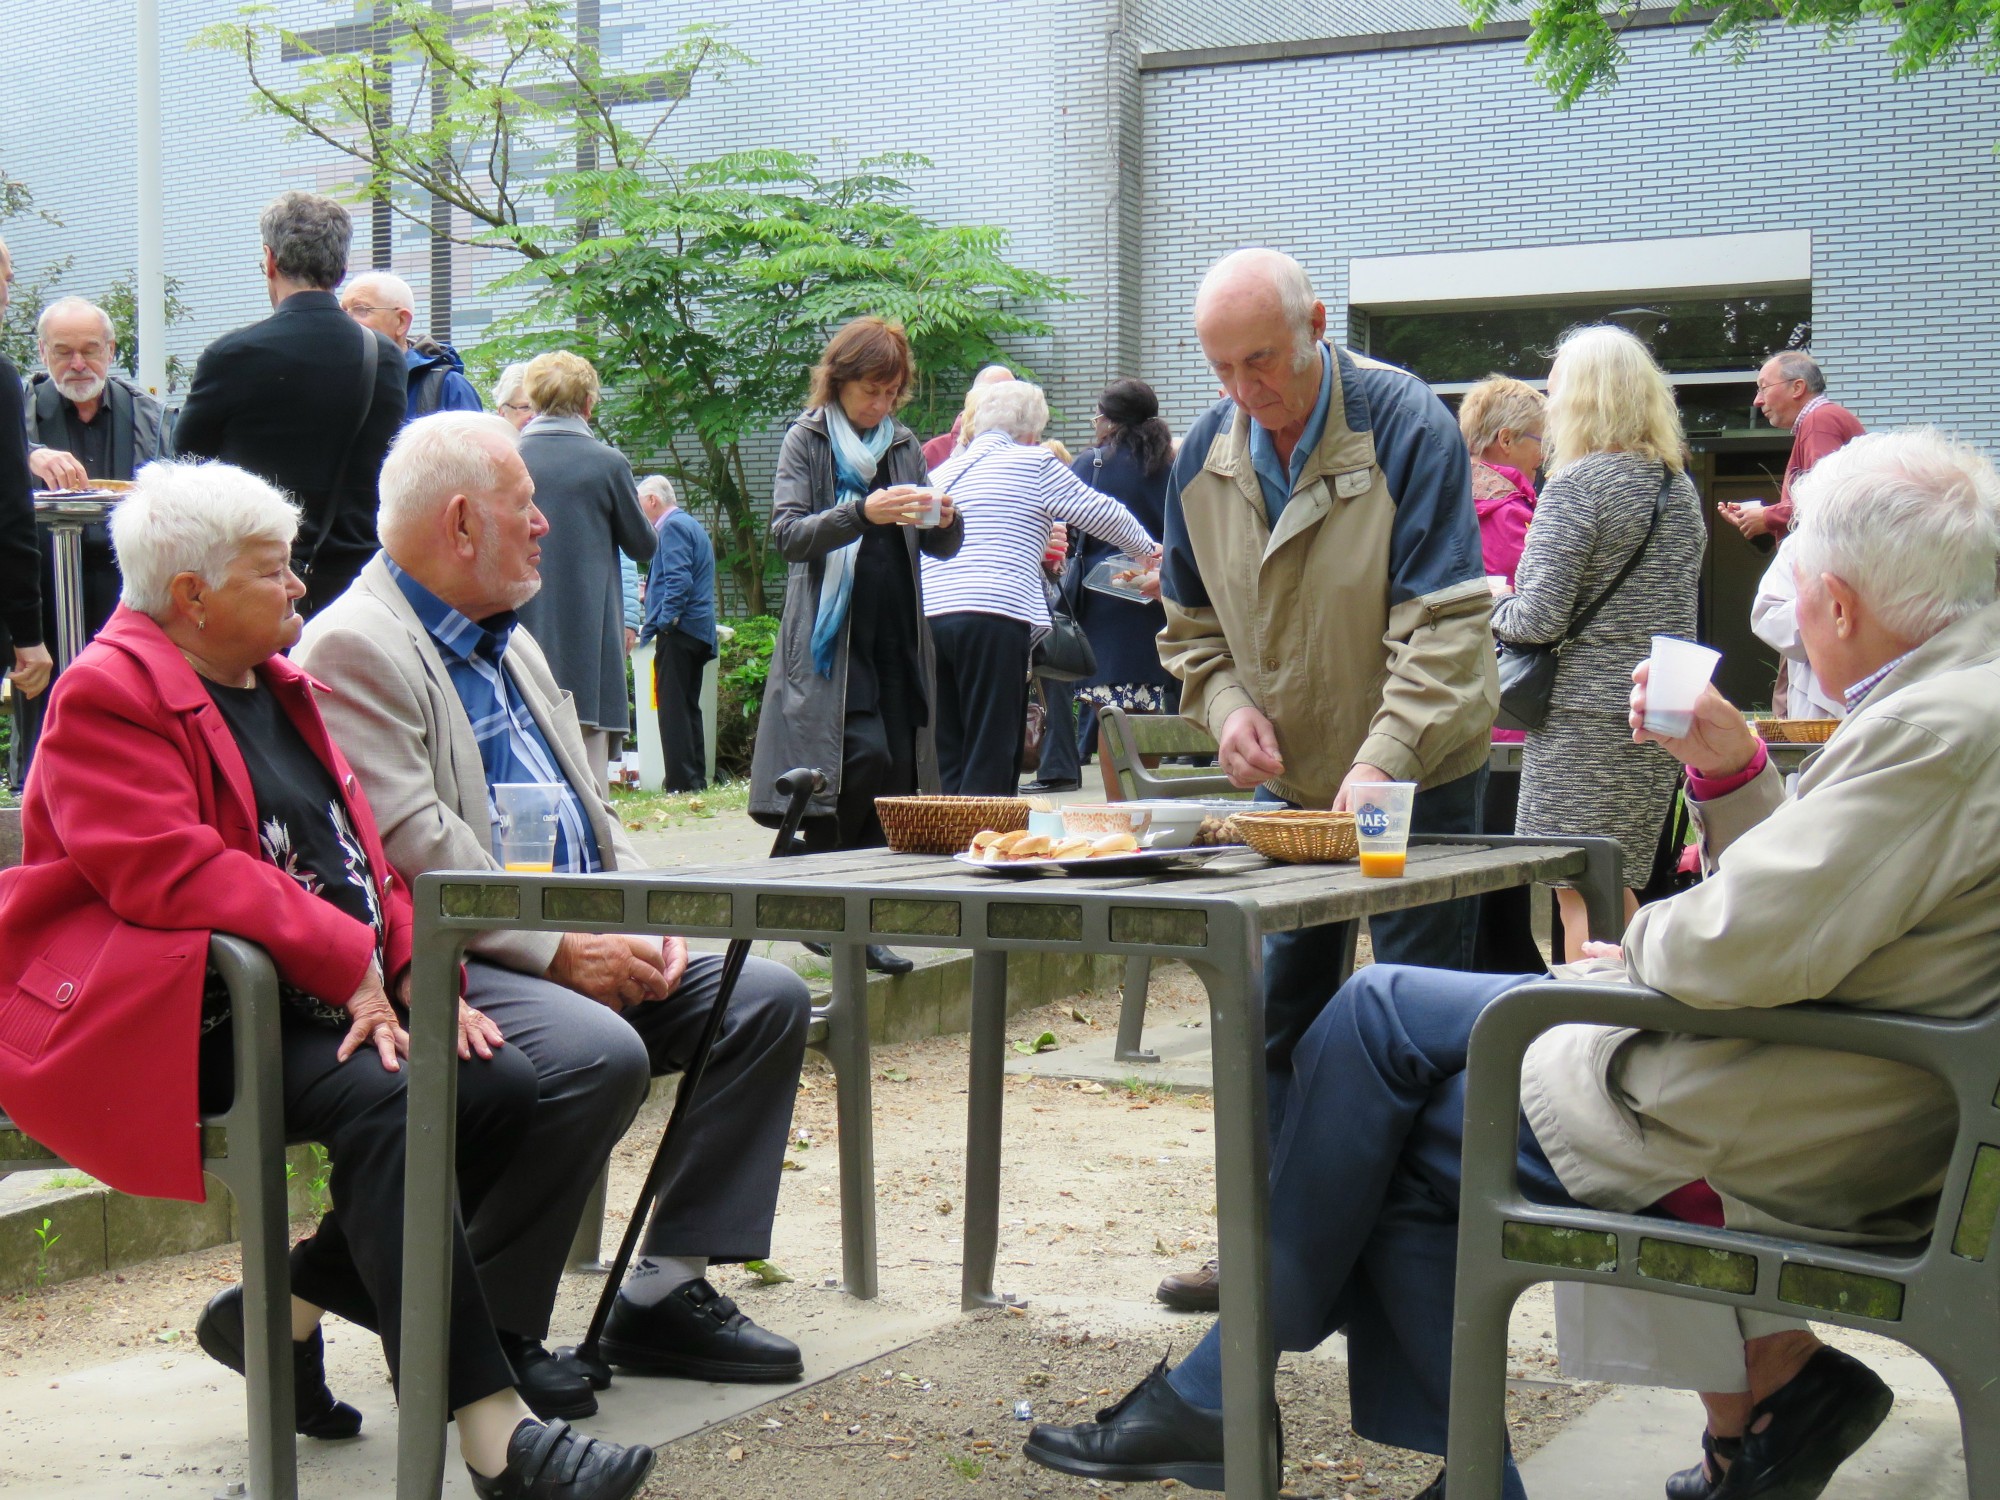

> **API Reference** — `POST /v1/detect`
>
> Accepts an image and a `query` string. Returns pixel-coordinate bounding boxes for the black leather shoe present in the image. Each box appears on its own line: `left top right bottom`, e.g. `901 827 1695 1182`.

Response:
866 945 914 975
1023 1356 1229 1490
1021 778 1081 794
195 1285 362 1440
1666 1431 1740 1499
467 1418 655 1500
499 1330 599 1421
599 1277 804 1381
1710 1347 1893 1500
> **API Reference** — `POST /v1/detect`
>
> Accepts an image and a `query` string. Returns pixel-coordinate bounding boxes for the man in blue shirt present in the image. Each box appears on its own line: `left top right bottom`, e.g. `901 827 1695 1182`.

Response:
299 413 812 1425
636 476 717 792
339 271 485 422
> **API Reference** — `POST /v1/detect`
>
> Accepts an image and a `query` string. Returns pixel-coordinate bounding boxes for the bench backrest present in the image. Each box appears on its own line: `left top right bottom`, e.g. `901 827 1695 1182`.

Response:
1096 706 1241 801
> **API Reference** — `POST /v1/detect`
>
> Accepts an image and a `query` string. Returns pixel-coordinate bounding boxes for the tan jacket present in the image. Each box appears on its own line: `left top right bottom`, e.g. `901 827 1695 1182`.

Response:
1523 600 2000 1245
294 555 644 977
1157 343 1496 805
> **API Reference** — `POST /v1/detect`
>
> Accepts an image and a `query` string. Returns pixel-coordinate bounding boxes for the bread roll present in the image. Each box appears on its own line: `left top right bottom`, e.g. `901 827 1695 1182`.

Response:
1011 833 1053 859
969 829 1004 852
1091 832 1139 855
993 830 1033 854
1046 837 1094 859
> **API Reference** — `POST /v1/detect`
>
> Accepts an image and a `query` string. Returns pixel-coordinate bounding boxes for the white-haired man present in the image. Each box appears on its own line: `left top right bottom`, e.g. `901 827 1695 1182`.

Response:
635 475 717 792
1031 428 2000 1499
1151 247 1497 1313
296 412 812 1414
922 362 1014 468
1722 351 1865 542
339 270 484 422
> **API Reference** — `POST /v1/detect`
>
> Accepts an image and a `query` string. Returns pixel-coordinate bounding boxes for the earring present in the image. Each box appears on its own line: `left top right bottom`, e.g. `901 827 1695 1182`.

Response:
197 617 207 631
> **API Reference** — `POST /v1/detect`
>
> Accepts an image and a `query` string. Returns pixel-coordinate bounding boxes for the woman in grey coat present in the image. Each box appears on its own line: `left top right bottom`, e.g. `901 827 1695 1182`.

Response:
512 351 657 792
1491 324 1706 958
748 318 963 969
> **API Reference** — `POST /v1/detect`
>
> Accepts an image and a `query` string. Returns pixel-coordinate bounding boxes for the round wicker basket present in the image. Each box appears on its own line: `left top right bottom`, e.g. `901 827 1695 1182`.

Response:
1227 809 1360 864
875 796 1030 855
1751 718 1838 744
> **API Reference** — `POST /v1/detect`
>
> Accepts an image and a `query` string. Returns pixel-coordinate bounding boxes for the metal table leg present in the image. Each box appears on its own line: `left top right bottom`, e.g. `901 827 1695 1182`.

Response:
961 950 1009 1310
1114 956 1159 1064
396 934 467 1500
1194 905 1280 1500
826 941 879 1299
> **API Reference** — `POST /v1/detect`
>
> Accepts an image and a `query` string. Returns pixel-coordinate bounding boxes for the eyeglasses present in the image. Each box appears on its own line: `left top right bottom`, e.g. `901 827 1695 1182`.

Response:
345 304 401 317
1523 432 1546 446
499 402 535 416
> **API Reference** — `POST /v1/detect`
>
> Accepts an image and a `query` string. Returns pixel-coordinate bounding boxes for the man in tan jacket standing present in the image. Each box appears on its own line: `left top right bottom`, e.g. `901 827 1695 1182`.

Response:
1028 429 2000 1500
1152 248 1498 1312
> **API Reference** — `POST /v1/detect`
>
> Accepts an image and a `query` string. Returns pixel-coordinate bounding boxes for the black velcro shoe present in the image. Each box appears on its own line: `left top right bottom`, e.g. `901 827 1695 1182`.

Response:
1023 1355 1229 1490
195 1284 362 1440
1666 1431 1739 1499
499 1330 599 1421
598 1277 804 1382
866 945 914 975
467 1418 655 1500
1709 1347 1892 1500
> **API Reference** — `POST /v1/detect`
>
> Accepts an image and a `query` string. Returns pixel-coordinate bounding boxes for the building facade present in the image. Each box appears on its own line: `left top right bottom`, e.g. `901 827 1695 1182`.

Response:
3 0 1994 655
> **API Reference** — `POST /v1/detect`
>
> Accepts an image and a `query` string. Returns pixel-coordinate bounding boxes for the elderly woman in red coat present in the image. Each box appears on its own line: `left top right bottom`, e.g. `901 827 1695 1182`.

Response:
0 461 654 1500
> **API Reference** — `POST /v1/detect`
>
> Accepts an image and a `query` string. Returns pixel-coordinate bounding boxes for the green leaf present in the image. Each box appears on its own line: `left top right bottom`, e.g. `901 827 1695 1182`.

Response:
1011 1031 1059 1056
743 1258 793 1285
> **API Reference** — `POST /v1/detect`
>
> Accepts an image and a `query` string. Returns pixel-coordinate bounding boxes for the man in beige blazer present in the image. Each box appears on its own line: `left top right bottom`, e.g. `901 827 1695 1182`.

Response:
1026 428 2000 1500
296 413 812 1421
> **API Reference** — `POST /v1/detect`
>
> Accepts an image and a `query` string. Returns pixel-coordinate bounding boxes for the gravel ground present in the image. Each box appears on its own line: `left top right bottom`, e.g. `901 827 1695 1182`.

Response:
0 963 1605 1498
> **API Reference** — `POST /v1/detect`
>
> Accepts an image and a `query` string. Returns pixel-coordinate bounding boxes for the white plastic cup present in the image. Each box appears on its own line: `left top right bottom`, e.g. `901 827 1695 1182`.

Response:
912 489 943 528
1352 781 1418 878
1643 635 1722 738
493 782 564 872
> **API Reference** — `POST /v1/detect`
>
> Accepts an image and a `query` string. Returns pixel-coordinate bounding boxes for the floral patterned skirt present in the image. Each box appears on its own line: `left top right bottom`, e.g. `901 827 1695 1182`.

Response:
1075 680 1182 717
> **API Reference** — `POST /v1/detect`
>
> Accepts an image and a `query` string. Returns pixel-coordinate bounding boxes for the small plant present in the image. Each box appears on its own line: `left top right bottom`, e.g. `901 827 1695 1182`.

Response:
32 1217 59 1289
42 1171 93 1190
944 1453 983 1481
306 1144 333 1214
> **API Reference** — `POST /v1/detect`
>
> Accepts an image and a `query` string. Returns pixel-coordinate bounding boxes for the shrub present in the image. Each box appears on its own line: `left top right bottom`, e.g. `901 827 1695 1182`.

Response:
715 615 780 778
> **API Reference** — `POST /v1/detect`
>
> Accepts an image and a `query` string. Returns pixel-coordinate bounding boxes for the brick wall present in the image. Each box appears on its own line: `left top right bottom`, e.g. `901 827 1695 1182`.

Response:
1139 20 2000 445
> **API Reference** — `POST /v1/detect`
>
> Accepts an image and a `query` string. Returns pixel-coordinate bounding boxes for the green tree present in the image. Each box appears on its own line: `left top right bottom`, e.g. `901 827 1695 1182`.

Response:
1466 0 2000 107
200 2 1064 609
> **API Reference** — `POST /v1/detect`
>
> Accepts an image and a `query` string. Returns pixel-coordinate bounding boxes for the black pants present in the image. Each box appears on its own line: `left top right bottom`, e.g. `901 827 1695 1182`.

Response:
1035 677 1081 785
198 1011 532 1411
930 611 1032 797
802 650 921 853
652 631 710 793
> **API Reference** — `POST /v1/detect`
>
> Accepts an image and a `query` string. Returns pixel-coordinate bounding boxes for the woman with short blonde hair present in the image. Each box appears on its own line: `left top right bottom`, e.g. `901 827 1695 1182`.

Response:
1491 325 1707 957
1458 374 1547 589
521 350 600 420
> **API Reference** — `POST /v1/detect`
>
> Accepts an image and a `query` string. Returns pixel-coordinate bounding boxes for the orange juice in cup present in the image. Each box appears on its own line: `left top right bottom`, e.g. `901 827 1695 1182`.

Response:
494 782 563 873
1352 782 1417 879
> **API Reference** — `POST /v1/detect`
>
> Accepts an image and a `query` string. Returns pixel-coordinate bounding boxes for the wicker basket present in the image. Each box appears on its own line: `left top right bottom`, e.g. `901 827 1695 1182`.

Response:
1227 809 1360 864
1751 717 1838 744
875 796 1030 855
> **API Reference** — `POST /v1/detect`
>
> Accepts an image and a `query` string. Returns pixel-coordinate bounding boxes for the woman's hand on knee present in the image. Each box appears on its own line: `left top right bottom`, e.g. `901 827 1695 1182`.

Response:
457 1001 505 1061
339 962 410 1071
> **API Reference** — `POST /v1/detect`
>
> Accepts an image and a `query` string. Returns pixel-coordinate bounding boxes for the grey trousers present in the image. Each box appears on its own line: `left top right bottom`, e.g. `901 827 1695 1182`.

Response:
461 951 811 1339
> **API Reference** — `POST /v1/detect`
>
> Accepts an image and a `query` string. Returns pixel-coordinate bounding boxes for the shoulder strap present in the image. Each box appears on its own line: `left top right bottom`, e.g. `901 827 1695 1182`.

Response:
1559 464 1676 649
300 323 381 572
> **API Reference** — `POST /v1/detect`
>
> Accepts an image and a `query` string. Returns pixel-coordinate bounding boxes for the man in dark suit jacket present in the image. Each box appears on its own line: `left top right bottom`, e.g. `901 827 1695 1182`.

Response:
174 191 406 614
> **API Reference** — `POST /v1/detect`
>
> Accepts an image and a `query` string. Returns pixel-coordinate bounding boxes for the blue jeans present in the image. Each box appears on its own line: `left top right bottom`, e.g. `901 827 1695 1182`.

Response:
1168 964 1574 1498
1259 765 1489 1125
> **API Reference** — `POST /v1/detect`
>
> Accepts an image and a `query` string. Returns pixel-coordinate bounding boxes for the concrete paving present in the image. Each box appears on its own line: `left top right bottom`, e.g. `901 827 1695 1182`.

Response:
1005 991 1219 1093
0 1292 950 1497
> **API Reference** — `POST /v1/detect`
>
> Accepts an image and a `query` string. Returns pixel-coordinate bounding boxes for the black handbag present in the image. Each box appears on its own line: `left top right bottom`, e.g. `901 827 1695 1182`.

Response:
1033 580 1097 682
1494 466 1675 734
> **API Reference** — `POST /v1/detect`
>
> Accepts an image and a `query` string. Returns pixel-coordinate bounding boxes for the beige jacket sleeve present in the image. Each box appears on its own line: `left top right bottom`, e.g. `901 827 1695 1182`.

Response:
300 614 565 977
1358 577 1499 783
1159 593 1259 743
1623 715 1965 1010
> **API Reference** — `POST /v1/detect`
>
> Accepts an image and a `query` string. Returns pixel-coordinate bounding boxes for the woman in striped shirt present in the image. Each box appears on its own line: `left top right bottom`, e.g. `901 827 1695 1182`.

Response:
924 380 1159 795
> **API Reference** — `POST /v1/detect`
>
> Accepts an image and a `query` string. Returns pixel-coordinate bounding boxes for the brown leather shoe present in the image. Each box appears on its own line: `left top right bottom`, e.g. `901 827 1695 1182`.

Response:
1155 1258 1218 1312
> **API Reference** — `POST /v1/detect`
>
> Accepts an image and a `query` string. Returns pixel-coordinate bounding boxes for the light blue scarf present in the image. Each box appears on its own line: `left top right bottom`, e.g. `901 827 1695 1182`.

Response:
810 404 896 677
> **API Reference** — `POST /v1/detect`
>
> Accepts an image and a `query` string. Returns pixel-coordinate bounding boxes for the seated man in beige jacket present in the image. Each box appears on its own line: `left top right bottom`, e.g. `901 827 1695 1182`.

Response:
1025 427 2000 1500
295 412 813 1422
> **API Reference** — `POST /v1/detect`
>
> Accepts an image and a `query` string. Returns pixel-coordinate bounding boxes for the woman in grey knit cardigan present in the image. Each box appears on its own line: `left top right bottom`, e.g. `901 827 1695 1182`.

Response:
1491 325 1706 958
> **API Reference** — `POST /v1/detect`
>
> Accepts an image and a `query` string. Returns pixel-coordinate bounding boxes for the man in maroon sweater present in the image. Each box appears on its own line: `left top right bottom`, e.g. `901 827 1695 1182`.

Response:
1721 352 1865 541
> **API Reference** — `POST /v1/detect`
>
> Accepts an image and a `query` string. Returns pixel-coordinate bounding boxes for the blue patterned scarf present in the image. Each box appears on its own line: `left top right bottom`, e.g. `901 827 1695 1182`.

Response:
810 404 895 677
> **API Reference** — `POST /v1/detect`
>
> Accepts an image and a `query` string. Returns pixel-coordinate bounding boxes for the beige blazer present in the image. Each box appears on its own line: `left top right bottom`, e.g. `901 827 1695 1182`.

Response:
294 554 644 976
1522 599 2000 1247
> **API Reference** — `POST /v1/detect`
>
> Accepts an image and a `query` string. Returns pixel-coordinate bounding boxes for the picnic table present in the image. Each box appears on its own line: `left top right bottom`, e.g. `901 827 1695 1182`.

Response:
394 833 1623 1499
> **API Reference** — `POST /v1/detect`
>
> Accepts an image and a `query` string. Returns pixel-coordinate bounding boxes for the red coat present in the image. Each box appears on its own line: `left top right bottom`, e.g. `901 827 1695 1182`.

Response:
0 607 414 1202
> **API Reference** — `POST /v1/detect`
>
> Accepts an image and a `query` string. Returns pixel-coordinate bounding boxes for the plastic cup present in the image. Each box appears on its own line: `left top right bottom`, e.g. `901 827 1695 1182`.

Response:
1352 781 1418 878
493 782 564 872
912 489 943 528
1643 635 1722 738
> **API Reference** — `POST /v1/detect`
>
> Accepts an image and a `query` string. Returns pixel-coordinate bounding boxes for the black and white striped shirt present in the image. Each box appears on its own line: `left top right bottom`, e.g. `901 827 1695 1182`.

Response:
923 431 1157 627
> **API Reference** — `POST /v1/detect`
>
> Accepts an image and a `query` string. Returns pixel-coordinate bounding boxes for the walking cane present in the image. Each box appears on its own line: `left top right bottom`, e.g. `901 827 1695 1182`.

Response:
560 765 827 1383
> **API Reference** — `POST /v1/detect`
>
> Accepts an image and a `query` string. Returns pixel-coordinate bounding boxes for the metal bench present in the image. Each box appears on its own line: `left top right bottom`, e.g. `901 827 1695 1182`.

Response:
0 807 298 1498
1448 978 2000 1500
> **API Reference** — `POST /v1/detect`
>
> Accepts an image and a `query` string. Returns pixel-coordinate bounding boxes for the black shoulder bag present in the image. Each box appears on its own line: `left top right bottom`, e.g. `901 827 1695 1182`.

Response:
297 322 381 589
1494 465 1675 734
